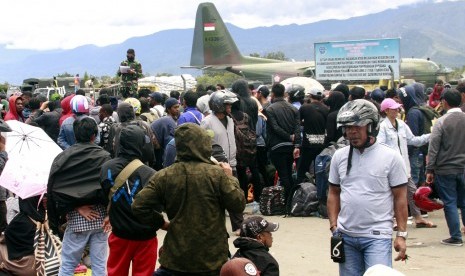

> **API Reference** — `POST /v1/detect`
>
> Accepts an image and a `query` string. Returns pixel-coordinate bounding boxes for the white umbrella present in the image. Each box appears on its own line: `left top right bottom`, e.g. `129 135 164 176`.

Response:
0 121 62 199
280 77 325 96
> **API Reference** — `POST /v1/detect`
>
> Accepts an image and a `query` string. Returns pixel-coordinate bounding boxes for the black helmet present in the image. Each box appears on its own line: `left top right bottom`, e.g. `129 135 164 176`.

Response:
337 99 380 136
208 90 238 113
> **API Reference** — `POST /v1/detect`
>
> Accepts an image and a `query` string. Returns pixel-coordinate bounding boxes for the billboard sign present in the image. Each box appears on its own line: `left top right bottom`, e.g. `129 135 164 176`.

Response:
314 38 400 81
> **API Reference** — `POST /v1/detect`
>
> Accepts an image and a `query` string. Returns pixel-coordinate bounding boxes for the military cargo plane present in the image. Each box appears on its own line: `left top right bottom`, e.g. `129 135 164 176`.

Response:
188 2 448 87
188 2 315 83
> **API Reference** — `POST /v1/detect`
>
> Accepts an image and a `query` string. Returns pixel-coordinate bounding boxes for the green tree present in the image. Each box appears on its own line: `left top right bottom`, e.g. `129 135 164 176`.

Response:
56 72 73 77
249 51 287 61
0 82 8 93
156 73 173 77
449 65 465 80
196 72 241 88
264 51 287 61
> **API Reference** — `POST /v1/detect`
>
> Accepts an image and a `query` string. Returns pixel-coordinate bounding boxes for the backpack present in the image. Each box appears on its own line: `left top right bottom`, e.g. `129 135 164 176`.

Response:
259 185 286 216
412 106 440 155
314 139 349 202
290 182 319 217
414 106 440 135
232 113 257 165
106 120 155 166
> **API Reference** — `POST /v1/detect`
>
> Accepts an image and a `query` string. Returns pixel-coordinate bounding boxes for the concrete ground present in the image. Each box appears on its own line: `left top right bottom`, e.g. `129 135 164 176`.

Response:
155 206 465 275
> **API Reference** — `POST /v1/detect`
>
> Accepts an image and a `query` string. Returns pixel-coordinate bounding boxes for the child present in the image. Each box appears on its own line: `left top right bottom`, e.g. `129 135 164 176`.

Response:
233 216 279 276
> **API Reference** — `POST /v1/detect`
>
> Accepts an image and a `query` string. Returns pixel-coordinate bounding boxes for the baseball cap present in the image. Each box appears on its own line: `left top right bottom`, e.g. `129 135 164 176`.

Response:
309 87 324 96
380 98 402 112
240 216 279 238
256 85 270 98
149 92 164 103
165 97 179 109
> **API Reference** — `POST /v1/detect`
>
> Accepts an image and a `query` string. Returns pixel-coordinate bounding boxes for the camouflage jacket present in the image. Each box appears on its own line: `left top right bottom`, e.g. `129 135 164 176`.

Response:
132 123 245 274
118 59 143 88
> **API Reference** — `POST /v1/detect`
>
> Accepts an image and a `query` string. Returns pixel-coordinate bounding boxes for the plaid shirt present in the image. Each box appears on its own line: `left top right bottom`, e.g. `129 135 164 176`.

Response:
67 204 106 232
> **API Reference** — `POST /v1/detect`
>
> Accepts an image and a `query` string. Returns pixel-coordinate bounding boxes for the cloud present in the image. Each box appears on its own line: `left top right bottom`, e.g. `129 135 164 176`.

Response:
0 0 453 50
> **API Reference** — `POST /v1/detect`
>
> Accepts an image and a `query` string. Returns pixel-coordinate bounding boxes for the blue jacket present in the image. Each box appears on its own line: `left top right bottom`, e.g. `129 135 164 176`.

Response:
57 115 100 150
177 107 203 125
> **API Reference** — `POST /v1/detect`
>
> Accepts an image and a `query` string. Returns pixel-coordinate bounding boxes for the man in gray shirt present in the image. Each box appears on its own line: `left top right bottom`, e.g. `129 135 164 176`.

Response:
426 89 465 246
327 99 408 275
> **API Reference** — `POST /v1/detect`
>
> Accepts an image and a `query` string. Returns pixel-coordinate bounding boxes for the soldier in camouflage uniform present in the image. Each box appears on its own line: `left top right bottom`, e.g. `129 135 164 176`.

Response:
118 48 143 98
132 123 246 276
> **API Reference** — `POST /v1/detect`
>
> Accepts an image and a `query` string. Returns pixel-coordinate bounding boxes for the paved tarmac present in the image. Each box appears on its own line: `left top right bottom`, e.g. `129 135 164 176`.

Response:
155 206 465 275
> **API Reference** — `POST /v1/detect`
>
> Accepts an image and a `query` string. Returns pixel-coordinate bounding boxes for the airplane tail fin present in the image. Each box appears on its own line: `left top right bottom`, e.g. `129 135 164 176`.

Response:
190 2 244 66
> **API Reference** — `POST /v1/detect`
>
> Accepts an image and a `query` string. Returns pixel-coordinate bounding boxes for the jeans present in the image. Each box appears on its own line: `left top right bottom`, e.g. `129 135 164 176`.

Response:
59 228 108 276
338 233 392 276
409 148 424 185
434 173 465 240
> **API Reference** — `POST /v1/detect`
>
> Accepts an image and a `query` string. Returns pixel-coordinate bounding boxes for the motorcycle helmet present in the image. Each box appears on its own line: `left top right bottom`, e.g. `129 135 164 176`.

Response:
209 90 238 113
71 95 90 114
413 186 444 212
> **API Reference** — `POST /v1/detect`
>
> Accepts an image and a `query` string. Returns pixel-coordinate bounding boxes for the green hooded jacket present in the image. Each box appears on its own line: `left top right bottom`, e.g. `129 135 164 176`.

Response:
132 123 245 274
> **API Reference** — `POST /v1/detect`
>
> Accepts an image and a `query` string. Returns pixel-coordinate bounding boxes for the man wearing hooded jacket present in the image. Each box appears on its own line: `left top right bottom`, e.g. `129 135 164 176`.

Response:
101 125 162 275
132 123 245 276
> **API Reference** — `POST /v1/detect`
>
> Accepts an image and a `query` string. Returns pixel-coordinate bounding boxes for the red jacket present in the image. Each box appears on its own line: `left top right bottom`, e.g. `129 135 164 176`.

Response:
4 96 25 122
428 84 443 108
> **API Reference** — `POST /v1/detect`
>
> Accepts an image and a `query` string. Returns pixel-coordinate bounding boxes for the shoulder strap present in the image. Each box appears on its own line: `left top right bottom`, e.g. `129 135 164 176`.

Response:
187 111 201 124
108 159 144 202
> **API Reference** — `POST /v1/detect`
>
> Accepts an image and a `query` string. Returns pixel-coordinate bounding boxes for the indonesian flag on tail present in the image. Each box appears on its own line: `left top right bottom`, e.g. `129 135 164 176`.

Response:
204 23 215 31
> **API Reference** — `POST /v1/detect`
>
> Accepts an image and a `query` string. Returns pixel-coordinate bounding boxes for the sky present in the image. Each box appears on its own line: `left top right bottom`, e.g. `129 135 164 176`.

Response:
0 0 451 51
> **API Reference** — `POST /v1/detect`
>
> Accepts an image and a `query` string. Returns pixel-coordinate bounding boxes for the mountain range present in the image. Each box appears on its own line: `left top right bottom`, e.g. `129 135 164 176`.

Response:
1 0 464 85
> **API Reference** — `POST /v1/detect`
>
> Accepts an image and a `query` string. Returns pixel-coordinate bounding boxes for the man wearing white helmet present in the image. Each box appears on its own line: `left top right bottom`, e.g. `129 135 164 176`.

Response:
327 99 408 275
201 90 243 235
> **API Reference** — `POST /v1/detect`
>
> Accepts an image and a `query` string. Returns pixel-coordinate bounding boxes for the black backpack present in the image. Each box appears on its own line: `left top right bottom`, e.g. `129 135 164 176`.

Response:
259 185 286 216
315 139 349 202
106 120 155 167
232 113 257 165
290 182 319 217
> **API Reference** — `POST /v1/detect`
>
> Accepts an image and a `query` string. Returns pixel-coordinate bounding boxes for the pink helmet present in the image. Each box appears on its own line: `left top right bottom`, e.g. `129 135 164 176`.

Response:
71 95 89 114
413 186 444 212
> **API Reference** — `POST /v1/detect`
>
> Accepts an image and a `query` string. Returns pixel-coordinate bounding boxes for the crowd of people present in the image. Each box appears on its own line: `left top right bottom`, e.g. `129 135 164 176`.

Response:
0 56 464 275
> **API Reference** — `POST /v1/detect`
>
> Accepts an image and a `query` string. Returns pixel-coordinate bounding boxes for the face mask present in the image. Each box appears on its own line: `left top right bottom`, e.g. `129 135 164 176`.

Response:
127 55 135 62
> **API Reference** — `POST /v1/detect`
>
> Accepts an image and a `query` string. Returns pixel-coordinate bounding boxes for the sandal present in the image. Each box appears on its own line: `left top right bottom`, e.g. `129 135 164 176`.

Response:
416 221 437 228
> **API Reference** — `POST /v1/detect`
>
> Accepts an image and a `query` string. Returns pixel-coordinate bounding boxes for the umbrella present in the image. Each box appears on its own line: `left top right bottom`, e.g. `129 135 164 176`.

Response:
0 121 62 199
280 77 325 96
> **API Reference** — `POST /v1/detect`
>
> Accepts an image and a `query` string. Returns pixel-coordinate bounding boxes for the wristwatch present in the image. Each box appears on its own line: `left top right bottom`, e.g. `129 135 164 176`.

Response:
396 231 408 239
